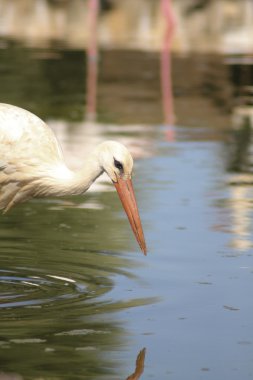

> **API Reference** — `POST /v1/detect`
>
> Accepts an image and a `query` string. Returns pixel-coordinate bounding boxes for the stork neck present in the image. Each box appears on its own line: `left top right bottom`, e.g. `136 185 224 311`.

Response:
74 153 103 194
32 152 104 198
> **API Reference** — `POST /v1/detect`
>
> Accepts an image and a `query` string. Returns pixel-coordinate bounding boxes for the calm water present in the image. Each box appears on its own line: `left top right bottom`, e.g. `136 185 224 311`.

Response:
0 41 253 379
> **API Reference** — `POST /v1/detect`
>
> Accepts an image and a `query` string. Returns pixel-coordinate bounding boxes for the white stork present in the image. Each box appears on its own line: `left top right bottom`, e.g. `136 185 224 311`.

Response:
0 104 146 254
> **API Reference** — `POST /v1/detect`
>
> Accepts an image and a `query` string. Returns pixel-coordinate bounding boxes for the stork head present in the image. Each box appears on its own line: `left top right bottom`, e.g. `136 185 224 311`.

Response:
98 141 133 182
97 141 147 255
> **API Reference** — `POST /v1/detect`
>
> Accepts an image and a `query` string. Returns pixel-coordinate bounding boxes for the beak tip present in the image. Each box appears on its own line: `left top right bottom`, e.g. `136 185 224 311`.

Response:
141 244 147 256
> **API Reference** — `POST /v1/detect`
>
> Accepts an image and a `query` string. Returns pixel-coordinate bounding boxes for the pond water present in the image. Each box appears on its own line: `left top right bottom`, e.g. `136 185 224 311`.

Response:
0 41 253 379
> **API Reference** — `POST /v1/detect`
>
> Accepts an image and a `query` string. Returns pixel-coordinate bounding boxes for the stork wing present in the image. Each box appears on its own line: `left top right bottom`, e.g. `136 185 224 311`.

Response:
0 103 63 211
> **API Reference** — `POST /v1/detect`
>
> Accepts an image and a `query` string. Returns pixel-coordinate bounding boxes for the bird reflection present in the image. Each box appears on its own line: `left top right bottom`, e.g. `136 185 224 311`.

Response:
125 348 146 380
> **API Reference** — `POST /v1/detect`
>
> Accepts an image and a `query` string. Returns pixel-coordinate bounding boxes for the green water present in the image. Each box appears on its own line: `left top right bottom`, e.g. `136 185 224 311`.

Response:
0 194 151 379
0 40 253 379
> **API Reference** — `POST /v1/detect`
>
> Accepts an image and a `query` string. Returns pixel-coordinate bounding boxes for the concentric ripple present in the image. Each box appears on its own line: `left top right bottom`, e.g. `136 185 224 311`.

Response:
0 239 148 318
0 267 89 309
0 199 155 380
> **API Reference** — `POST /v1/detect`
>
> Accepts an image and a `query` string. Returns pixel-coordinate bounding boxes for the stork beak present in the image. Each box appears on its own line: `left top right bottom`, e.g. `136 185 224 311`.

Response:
114 177 147 255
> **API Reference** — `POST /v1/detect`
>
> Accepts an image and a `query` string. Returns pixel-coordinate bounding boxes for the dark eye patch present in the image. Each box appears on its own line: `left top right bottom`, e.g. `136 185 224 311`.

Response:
114 158 123 171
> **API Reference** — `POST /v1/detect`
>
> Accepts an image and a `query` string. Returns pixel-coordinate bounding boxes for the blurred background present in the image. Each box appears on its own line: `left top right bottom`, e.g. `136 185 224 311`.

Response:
0 1 253 380
0 0 252 51
0 0 252 127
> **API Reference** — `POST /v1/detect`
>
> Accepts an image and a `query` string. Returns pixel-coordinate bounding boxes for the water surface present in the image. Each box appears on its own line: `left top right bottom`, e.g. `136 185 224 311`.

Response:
0 42 252 380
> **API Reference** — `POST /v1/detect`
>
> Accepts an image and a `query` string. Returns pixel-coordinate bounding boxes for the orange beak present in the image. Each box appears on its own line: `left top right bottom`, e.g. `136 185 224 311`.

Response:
114 177 147 255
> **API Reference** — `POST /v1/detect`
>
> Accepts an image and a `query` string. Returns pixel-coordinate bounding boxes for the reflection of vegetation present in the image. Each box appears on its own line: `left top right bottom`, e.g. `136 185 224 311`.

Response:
0 40 235 128
0 41 163 124
0 41 86 121
226 118 253 173
0 189 154 378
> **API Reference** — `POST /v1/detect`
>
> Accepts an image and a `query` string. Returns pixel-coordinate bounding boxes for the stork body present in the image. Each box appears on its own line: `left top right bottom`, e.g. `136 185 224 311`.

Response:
0 104 146 254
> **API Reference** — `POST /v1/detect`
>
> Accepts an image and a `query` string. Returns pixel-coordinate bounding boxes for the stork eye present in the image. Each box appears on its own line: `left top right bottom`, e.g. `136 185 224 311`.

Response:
114 158 123 171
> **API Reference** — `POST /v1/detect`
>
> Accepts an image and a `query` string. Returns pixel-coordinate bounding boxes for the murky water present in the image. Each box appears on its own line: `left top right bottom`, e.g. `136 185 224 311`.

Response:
0 41 253 379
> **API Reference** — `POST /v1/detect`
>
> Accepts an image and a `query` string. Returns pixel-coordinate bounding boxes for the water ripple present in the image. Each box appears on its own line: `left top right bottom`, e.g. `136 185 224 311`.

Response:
0 236 153 320
0 266 90 309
